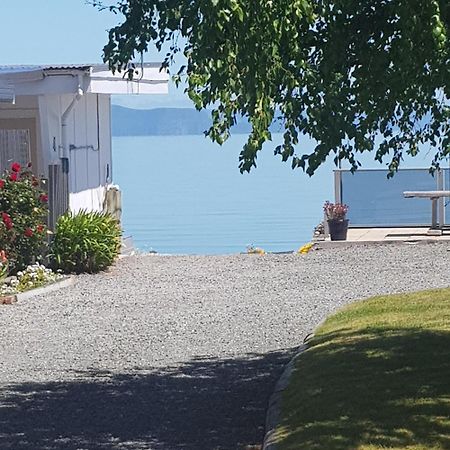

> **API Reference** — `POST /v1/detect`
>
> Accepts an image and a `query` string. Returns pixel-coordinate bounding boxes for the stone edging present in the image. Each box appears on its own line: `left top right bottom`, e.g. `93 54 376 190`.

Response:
0 276 75 305
262 344 308 450
262 315 329 450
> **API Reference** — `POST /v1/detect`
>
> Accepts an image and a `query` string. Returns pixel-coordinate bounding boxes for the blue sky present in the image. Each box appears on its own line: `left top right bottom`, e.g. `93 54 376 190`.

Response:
0 0 190 108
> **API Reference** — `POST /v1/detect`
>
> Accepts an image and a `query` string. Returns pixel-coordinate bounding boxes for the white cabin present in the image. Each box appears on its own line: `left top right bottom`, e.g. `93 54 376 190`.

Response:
0 63 168 226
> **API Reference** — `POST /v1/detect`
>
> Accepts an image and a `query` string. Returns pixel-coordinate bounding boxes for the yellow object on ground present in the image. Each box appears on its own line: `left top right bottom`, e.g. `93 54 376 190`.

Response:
247 246 266 255
297 242 314 254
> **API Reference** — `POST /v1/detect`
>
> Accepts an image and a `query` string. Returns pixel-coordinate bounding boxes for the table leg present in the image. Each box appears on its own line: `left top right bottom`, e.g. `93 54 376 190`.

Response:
428 197 443 235
431 198 438 229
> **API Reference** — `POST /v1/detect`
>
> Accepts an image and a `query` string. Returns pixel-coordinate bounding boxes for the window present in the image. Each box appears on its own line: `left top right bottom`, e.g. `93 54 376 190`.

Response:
0 129 31 173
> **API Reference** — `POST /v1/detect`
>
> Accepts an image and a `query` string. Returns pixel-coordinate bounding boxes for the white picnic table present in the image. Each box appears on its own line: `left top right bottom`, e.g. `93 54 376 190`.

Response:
403 190 450 234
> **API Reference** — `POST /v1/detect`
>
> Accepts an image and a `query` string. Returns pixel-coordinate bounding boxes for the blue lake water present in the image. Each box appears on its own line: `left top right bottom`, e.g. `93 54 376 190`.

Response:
112 134 334 254
112 134 442 254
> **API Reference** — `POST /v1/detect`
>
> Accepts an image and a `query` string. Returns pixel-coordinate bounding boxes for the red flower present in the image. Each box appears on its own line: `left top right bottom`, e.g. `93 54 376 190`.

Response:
37 224 45 233
39 194 48 203
9 173 18 182
2 212 13 230
24 228 33 237
0 179 4 189
11 162 21 172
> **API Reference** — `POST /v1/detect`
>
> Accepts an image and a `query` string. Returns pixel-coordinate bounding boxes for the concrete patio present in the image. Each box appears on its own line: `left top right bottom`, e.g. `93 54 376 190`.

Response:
318 227 450 246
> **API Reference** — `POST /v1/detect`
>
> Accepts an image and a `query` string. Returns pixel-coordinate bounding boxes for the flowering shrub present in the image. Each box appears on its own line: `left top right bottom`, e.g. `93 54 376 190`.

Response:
0 263 63 296
0 163 48 273
0 250 8 280
323 201 349 221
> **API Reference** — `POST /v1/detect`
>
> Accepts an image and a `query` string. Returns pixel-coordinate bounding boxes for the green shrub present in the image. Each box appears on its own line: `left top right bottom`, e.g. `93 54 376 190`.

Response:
0 162 48 274
50 210 121 274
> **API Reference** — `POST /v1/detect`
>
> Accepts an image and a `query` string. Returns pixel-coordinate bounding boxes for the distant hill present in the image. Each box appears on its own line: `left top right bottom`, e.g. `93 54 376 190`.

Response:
111 105 255 136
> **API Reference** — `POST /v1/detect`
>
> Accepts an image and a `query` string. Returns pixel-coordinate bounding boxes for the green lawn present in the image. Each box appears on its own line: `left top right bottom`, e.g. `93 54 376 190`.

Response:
274 289 450 450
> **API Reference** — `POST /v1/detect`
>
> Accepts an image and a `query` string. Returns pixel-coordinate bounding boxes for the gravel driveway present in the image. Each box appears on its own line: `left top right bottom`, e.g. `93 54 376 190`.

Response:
1 243 449 449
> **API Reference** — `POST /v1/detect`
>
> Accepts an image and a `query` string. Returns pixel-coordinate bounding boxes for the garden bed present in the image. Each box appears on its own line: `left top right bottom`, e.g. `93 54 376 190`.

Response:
0 161 120 307
0 263 72 305
0 274 74 305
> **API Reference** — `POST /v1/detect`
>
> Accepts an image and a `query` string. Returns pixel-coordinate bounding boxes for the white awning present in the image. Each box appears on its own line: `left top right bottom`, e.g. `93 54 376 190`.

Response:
0 63 169 96
89 63 168 95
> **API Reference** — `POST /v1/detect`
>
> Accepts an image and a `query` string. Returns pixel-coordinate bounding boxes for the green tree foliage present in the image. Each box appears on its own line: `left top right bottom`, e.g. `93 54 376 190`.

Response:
99 0 449 175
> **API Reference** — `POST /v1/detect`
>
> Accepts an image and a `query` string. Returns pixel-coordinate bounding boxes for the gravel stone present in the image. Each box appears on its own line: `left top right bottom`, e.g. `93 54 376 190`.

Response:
0 243 449 449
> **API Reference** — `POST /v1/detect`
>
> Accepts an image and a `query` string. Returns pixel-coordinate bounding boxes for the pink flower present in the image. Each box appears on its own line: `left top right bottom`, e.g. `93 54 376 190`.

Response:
0 179 4 189
323 201 348 220
39 194 48 203
24 228 33 237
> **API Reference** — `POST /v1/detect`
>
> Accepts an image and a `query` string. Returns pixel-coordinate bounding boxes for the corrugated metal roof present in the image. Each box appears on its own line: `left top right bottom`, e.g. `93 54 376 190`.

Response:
42 64 93 71
0 63 168 95
0 64 96 75
0 63 164 72
0 65 43 74
0 64 166 79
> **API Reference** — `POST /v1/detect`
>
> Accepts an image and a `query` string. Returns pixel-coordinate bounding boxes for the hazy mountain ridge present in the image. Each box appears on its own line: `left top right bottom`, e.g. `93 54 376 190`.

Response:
111 105 257 136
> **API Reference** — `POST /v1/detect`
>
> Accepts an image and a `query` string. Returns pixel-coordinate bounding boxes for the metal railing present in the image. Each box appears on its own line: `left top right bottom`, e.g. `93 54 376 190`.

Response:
334 168 449 227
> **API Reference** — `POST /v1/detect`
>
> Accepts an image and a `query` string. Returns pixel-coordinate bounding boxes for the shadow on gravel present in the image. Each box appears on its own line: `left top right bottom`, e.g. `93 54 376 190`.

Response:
0 348 297 450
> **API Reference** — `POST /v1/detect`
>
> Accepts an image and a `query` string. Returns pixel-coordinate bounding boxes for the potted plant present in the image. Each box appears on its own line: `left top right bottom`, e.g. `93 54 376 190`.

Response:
323 201 349 241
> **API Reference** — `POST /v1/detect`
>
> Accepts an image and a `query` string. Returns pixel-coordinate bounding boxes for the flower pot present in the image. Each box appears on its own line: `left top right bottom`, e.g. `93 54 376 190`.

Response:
327 219 349 241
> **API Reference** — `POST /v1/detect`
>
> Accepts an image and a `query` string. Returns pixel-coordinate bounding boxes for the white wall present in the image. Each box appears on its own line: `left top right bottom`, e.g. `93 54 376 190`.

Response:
38 93 112 212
